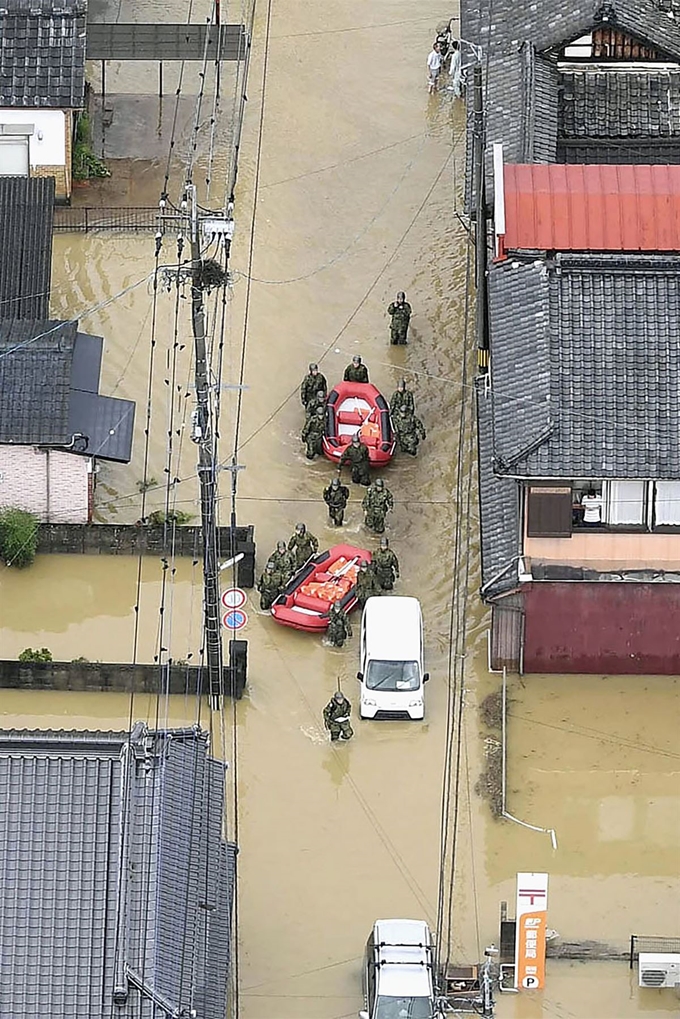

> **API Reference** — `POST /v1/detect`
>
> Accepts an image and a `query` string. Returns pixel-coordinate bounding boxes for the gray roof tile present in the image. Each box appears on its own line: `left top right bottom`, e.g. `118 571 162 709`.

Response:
487 254 680 479
0 726 234 1019
0 177 54 321
476 378 522 593
560 69 680 137
0 0 87 108
0 319 135 461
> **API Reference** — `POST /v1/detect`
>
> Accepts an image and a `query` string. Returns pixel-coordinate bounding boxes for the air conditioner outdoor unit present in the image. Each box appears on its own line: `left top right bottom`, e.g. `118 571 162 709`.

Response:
638 953 680 988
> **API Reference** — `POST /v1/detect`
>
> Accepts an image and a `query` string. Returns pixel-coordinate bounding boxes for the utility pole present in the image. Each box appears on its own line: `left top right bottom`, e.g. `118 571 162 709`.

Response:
472 61 488 374
159 184 235 706
187 183 224 707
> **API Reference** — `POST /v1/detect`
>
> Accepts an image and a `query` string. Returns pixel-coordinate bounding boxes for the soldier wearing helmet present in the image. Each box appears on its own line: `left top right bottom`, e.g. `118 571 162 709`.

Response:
387 291 412 345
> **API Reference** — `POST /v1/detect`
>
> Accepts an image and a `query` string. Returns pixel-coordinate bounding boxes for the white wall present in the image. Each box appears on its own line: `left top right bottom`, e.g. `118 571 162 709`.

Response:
0 109 66 166
0 446 89 523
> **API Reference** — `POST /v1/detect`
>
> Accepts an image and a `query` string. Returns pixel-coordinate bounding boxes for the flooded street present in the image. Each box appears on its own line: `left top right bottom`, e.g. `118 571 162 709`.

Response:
1 2 679 1018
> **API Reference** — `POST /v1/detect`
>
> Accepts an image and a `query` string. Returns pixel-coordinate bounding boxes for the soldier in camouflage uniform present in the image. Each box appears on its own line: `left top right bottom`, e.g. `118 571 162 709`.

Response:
301 405 326 459
362 477 394 534
390 378 415 417
323 690 354 741
267 540 295 583
354 559 381 609
300 362 327 410
326 602 353 647
304 388 327 421
373 536 400 591
323 476 350 526
393 405 427 456
339 434 371 486
288 522 319 569
387 291 412 345
257 560 284 610
343 355 369 383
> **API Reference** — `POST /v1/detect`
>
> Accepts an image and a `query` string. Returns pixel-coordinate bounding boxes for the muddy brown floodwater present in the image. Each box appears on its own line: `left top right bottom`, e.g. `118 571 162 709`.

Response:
1 2 679 1018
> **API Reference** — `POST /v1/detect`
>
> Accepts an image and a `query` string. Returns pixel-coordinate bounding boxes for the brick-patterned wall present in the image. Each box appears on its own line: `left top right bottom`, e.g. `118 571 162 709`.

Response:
31 163 67 200
0 447 89 523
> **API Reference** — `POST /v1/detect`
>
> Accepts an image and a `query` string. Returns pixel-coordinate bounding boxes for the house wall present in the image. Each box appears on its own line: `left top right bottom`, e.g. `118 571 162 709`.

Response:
524 529 680 571
0 447 90 523
0 108 68 199
522 582 680 674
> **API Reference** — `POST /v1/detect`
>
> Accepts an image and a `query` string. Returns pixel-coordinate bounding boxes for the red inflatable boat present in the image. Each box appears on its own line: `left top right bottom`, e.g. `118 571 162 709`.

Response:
323 381 395 466
271 544 372 632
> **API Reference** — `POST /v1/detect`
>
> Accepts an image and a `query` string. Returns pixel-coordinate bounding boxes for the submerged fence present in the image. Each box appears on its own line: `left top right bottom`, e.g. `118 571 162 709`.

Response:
54 206 160 232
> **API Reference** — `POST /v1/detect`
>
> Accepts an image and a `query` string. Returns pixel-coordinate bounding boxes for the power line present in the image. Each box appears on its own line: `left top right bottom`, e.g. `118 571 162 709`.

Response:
234 149 453 454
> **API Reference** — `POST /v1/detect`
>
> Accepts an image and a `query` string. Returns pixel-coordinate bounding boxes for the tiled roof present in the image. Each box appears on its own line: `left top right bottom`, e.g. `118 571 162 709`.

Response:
0 726 235 1019
0 319 75 444
487 254 680 478
462 0 680 61
0 0 87 108
0 319 135 461
0 177 54 321
480 45 560 186
560 70 680 138
463 0 680 206
476 378 522 594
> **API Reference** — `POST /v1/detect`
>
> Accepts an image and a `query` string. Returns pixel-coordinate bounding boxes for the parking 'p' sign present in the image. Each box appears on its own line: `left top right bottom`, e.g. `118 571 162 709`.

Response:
222 609 248 631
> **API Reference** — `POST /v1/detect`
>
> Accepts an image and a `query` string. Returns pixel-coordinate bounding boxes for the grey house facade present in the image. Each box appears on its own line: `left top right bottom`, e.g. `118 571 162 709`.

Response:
0 725 236 1019
464 0 680 674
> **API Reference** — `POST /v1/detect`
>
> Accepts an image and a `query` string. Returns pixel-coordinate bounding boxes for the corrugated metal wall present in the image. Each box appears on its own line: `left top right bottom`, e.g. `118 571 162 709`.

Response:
523 582 680 674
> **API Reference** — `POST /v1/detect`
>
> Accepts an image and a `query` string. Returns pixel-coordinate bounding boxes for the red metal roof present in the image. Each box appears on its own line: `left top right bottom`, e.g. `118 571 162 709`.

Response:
502 163 680 253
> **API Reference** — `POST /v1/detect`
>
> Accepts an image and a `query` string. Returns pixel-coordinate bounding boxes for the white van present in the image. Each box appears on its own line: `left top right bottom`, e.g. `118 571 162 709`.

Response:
359 918 436 1019
358 596 429 720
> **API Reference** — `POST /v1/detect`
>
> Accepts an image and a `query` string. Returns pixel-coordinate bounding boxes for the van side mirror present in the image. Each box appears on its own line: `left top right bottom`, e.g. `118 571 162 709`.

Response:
359 1013 369 1019
357 672 363 681
423 672 430 682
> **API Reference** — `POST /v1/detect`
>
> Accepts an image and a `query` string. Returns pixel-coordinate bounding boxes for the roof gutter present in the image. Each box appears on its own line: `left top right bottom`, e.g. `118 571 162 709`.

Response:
480 555 523 598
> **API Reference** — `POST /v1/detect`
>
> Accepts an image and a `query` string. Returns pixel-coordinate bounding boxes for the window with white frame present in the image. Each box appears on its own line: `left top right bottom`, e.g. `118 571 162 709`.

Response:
653 481 680 526
602 480 646 526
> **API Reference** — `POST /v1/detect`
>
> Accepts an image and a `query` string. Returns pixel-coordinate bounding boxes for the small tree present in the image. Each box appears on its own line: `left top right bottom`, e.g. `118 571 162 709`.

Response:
18 647 53 663
0 508 39 567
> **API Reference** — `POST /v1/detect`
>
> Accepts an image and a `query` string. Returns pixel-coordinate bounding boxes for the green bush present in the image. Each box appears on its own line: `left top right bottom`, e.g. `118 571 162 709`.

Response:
0 508 39 567
19 647 53 663
73 112 111 180
147 509 194 527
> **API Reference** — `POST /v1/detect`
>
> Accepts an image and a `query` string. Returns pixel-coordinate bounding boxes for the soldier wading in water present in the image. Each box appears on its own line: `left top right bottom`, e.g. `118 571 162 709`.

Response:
323 476 350 526
326 601 352 647
339 434 371 486
323 689 354 741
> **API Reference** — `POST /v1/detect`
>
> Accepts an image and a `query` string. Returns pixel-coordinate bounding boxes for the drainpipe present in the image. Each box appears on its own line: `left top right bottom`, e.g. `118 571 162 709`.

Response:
45 448 50 524
472 61 488 374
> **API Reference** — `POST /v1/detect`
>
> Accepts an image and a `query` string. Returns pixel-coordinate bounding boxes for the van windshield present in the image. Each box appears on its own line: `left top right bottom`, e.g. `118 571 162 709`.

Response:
365 660 420 691
374 996 433 1018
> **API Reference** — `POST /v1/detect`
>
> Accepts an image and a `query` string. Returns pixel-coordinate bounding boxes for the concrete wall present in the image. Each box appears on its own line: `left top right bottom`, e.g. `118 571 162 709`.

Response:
0 447 90 523
0 660 204 694
523 582 680 674
0 660 245 697
36 523 256 586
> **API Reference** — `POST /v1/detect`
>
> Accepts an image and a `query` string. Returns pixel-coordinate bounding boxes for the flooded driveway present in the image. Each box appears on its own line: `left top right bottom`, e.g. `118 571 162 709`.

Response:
0 2 678 1018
